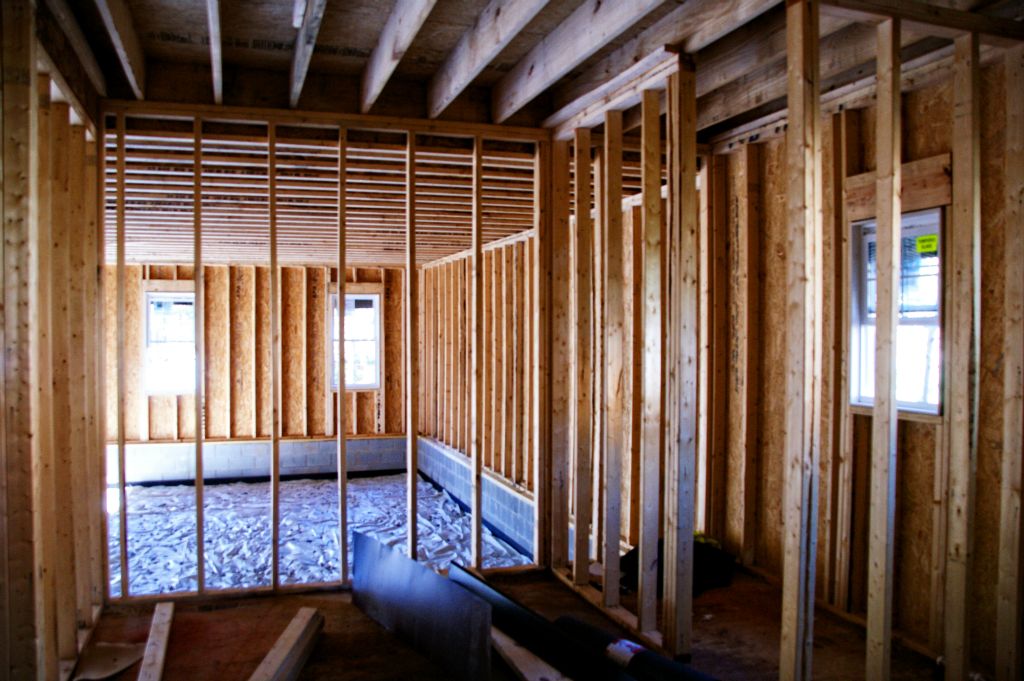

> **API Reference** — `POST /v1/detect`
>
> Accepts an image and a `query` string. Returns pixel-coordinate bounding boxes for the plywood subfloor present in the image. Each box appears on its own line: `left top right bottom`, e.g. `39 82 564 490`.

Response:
488 569 938 680
87 592 452 681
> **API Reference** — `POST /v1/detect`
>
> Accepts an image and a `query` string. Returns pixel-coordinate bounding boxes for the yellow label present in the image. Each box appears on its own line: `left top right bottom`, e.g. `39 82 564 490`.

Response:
916 234 938 253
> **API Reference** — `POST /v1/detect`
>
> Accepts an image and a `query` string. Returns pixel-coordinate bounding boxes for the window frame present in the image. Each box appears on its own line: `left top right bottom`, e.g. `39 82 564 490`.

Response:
850 207 944 415
143 290 197 396
330 291 383 391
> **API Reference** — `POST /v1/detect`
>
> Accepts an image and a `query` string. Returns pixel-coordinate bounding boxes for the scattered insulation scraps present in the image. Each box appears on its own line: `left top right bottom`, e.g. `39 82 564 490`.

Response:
108 473 529 596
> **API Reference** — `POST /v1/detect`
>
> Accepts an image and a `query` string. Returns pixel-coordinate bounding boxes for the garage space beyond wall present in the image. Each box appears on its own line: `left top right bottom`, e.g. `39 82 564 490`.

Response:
711 60 1009 672
104 264 405 443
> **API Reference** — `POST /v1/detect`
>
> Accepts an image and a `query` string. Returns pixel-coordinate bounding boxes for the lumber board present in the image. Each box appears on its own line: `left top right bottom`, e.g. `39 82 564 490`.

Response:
337 130 349 582
997 42 1024 681
205 0 222 103
138 602 174 681
637 89 661 635
290 0 327 108
601 109 624 609
571 127 593 586
270 124 282 588
549 140 572 568
406 133 419 560
530 139 549 559
943 32 981 681
491 0 663 123
471 136 485 568
246 607 324 681
491 627 572 681
193 117 206 593
779 2 823 678
360 0 437 113
844 153 950 221
866 18 901 679
94 0 145 98
663 64 697 657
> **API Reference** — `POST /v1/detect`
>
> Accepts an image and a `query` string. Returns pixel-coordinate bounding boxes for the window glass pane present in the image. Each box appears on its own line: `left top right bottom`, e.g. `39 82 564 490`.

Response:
331 293 380 389
851 209 941 413
145 294 196 395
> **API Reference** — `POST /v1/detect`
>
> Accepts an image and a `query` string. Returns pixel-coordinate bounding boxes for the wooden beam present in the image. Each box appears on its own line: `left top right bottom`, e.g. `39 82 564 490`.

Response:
337 128 349 582
115 111 131 598
290 0 328 108
247 608 324 681
997 42 1024 681
193 117 206 593
360 0 438 113
205 0 223 104
269 123 282 588
532 139 551 564
546 0 777 135
42 0 107 96
491 0 663 123
944 31 981 681
663 60 698 657
549 140 571 568
637 88 661 635
138 603 174 681
4 6 42 667
471 136 484 568
820 0 1024 45
427 0 550 118
602 109 624 608
406 132 419 560
866 18 900 680
571 127 593 586
779 1 822 678
94 0 145 99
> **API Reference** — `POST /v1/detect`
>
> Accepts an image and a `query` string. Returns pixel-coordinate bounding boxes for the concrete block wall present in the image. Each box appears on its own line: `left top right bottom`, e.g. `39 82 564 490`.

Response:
107 436 406 484
417 437 535 558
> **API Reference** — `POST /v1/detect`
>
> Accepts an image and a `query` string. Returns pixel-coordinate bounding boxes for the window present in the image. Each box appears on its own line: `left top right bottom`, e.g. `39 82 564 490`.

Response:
145 293 196 395
331 293 381 390
851 208 942 413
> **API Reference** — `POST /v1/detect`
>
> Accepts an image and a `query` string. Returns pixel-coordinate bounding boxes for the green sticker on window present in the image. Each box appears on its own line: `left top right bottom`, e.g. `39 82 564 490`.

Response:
916 234 938 253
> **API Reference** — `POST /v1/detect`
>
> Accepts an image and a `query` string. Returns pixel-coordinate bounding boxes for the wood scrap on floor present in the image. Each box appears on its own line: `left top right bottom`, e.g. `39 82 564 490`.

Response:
70 643 146 681
246 607 324 681
492 627 572 681
138 602 174 681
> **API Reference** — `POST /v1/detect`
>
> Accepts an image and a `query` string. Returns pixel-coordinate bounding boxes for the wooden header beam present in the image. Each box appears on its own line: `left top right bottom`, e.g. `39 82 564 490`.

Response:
361 0 438 114
821 0 1024 45
43 0 107 97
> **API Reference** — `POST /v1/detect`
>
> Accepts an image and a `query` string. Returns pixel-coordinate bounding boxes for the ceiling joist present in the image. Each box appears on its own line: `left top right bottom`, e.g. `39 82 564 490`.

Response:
206 0 223 104
821 0 1024 45
44 0 107 97
94 0 145 99
490 0 664 123
290 0 329 108
360 0 439 114
427 0 551 119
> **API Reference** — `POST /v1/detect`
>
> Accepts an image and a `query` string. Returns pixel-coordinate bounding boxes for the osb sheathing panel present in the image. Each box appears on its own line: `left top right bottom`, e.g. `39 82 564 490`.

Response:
755 136 786 576
384 269 405 433
177 394 196 439
893 420 936 643
149 265 176 280
306 267 328 436
205 265 231 438
230 266 256 438
256 267 272 437
281 267 307 437
148 396 177 440
971 61 1007 671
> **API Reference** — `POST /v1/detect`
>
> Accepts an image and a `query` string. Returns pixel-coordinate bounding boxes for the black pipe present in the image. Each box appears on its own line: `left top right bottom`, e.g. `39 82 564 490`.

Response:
447 564 637 681
554 616 720 681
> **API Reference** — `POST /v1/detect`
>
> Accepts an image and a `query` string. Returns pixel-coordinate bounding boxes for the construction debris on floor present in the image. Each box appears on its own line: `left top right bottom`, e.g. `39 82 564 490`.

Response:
108 473 529 596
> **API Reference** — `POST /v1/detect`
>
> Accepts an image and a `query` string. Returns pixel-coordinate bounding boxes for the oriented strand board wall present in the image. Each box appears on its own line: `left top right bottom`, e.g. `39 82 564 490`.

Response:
104 264 406 442
720 61 1009 672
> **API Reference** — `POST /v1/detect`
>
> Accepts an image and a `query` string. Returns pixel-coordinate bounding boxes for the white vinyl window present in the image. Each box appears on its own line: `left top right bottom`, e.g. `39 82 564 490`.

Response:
144 293 196 395
331 293 381 390
851 208 942 414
